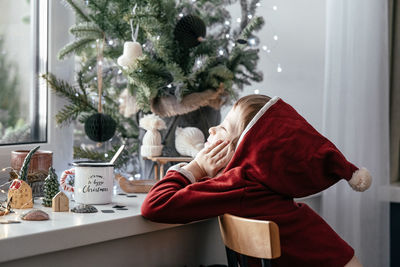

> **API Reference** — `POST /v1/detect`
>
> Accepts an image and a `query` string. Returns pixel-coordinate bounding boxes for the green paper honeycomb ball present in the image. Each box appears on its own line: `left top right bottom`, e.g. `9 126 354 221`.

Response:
84 113 117 142
174 15 206 49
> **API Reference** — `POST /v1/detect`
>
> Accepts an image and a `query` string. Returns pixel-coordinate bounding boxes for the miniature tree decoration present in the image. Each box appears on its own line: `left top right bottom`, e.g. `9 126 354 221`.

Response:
42 167 60 207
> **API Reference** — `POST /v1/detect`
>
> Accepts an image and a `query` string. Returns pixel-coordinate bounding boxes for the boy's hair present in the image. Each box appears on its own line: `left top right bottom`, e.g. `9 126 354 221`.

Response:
232 94 271 147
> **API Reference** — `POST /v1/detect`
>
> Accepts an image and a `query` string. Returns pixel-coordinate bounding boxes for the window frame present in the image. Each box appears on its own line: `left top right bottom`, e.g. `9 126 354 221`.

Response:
0 0 74 173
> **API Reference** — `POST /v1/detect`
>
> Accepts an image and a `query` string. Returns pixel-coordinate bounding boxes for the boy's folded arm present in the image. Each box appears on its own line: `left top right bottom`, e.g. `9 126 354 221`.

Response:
141 167 246 224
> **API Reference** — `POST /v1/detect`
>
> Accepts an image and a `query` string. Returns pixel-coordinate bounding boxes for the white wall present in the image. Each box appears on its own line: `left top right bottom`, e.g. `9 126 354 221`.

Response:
225 0 326 212
226 0 326 131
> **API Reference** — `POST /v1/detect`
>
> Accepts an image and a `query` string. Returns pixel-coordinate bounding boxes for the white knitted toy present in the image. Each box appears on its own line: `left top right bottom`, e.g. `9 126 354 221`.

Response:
117 41 143 68
139 114 166 157
175 127 205 158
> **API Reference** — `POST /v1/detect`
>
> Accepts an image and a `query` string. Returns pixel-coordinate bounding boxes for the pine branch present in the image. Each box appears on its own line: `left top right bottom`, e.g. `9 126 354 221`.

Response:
74 146 107 161
55 104 86 125
239 16 265 39
58 38 97 60
42 73 96 125
69 22 103 39
240 0 249 31
63 0 91 22
73 145 138 168
249 0 259 15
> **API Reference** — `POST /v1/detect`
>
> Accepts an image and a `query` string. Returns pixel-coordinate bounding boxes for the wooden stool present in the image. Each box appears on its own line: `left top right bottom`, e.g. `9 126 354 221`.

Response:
218 214 281 267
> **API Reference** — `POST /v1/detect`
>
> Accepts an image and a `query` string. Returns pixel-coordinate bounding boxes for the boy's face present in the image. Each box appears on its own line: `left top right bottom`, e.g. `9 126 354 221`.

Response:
205 107 241 148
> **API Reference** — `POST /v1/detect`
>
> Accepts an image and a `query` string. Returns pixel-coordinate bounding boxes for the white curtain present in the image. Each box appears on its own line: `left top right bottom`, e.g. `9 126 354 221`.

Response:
322 1 390 267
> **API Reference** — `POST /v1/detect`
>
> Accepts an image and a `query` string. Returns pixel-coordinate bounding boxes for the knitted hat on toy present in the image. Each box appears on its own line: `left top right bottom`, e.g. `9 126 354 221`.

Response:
225 97 372 198
139 114 166 157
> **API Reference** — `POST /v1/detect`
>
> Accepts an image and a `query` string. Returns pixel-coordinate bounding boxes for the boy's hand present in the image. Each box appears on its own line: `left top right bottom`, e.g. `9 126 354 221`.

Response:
193 140 233 178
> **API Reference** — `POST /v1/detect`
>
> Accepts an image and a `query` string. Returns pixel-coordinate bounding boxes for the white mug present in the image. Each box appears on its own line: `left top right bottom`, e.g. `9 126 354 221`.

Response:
60 161 114 205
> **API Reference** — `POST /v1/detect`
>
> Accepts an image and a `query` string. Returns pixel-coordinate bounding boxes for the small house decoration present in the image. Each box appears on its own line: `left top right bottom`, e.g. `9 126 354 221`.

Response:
52 191 69 212
7 146 40 209
7 179 33 209
42 167 60 207
139 114 167 157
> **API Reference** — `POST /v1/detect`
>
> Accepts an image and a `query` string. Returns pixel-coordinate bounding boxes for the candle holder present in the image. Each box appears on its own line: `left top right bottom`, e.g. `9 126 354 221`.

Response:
10 150 53 197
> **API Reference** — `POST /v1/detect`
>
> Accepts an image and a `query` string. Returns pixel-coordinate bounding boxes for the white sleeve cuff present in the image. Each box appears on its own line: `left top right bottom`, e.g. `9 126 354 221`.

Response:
167 163 196 184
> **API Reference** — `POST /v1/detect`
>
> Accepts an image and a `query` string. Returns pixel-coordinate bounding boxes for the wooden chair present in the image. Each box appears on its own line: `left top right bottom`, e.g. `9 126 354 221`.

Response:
218 214 281 267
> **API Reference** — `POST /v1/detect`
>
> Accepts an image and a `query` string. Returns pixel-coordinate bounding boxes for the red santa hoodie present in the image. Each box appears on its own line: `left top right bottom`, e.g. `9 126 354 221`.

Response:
141 97 371 267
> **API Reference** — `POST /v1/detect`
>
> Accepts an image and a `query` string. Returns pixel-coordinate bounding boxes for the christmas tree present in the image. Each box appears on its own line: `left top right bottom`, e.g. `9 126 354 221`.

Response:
43 0 264 170
42 167 60 207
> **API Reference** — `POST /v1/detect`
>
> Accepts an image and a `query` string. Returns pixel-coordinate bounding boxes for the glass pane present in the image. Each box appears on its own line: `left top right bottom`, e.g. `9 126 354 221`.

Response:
0 0 47 145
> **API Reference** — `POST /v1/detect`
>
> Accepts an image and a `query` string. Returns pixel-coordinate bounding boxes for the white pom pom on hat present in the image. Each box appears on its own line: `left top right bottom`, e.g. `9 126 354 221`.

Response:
348 167 372 192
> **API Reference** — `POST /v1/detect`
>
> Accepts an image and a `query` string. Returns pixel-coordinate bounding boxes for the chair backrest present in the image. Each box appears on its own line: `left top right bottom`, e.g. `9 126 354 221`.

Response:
218 214 281 266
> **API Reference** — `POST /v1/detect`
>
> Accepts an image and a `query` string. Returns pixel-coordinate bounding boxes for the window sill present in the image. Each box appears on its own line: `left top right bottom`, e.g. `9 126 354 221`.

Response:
0 194 181 263
381 183 400 203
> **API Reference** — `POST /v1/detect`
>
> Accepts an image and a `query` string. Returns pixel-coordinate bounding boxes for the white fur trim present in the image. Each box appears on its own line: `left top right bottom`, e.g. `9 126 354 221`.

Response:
348 167 372 192
168 163 196 184
236 96 280 148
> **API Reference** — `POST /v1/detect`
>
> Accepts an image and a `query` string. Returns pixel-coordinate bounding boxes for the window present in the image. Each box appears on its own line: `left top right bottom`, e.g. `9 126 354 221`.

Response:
0 0 48 145
390 0 400 183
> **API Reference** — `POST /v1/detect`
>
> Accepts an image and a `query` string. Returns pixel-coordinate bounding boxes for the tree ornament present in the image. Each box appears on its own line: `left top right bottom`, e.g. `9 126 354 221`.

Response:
42 167 60 207
117 41 143 68
174 15 206 49
118 5 142 68
85 113 117 142
139 114 166 157
84 37 116 142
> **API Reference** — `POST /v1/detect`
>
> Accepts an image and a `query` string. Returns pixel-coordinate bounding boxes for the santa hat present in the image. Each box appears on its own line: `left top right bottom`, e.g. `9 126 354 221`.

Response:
227 97 372 198
348 167 372 191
